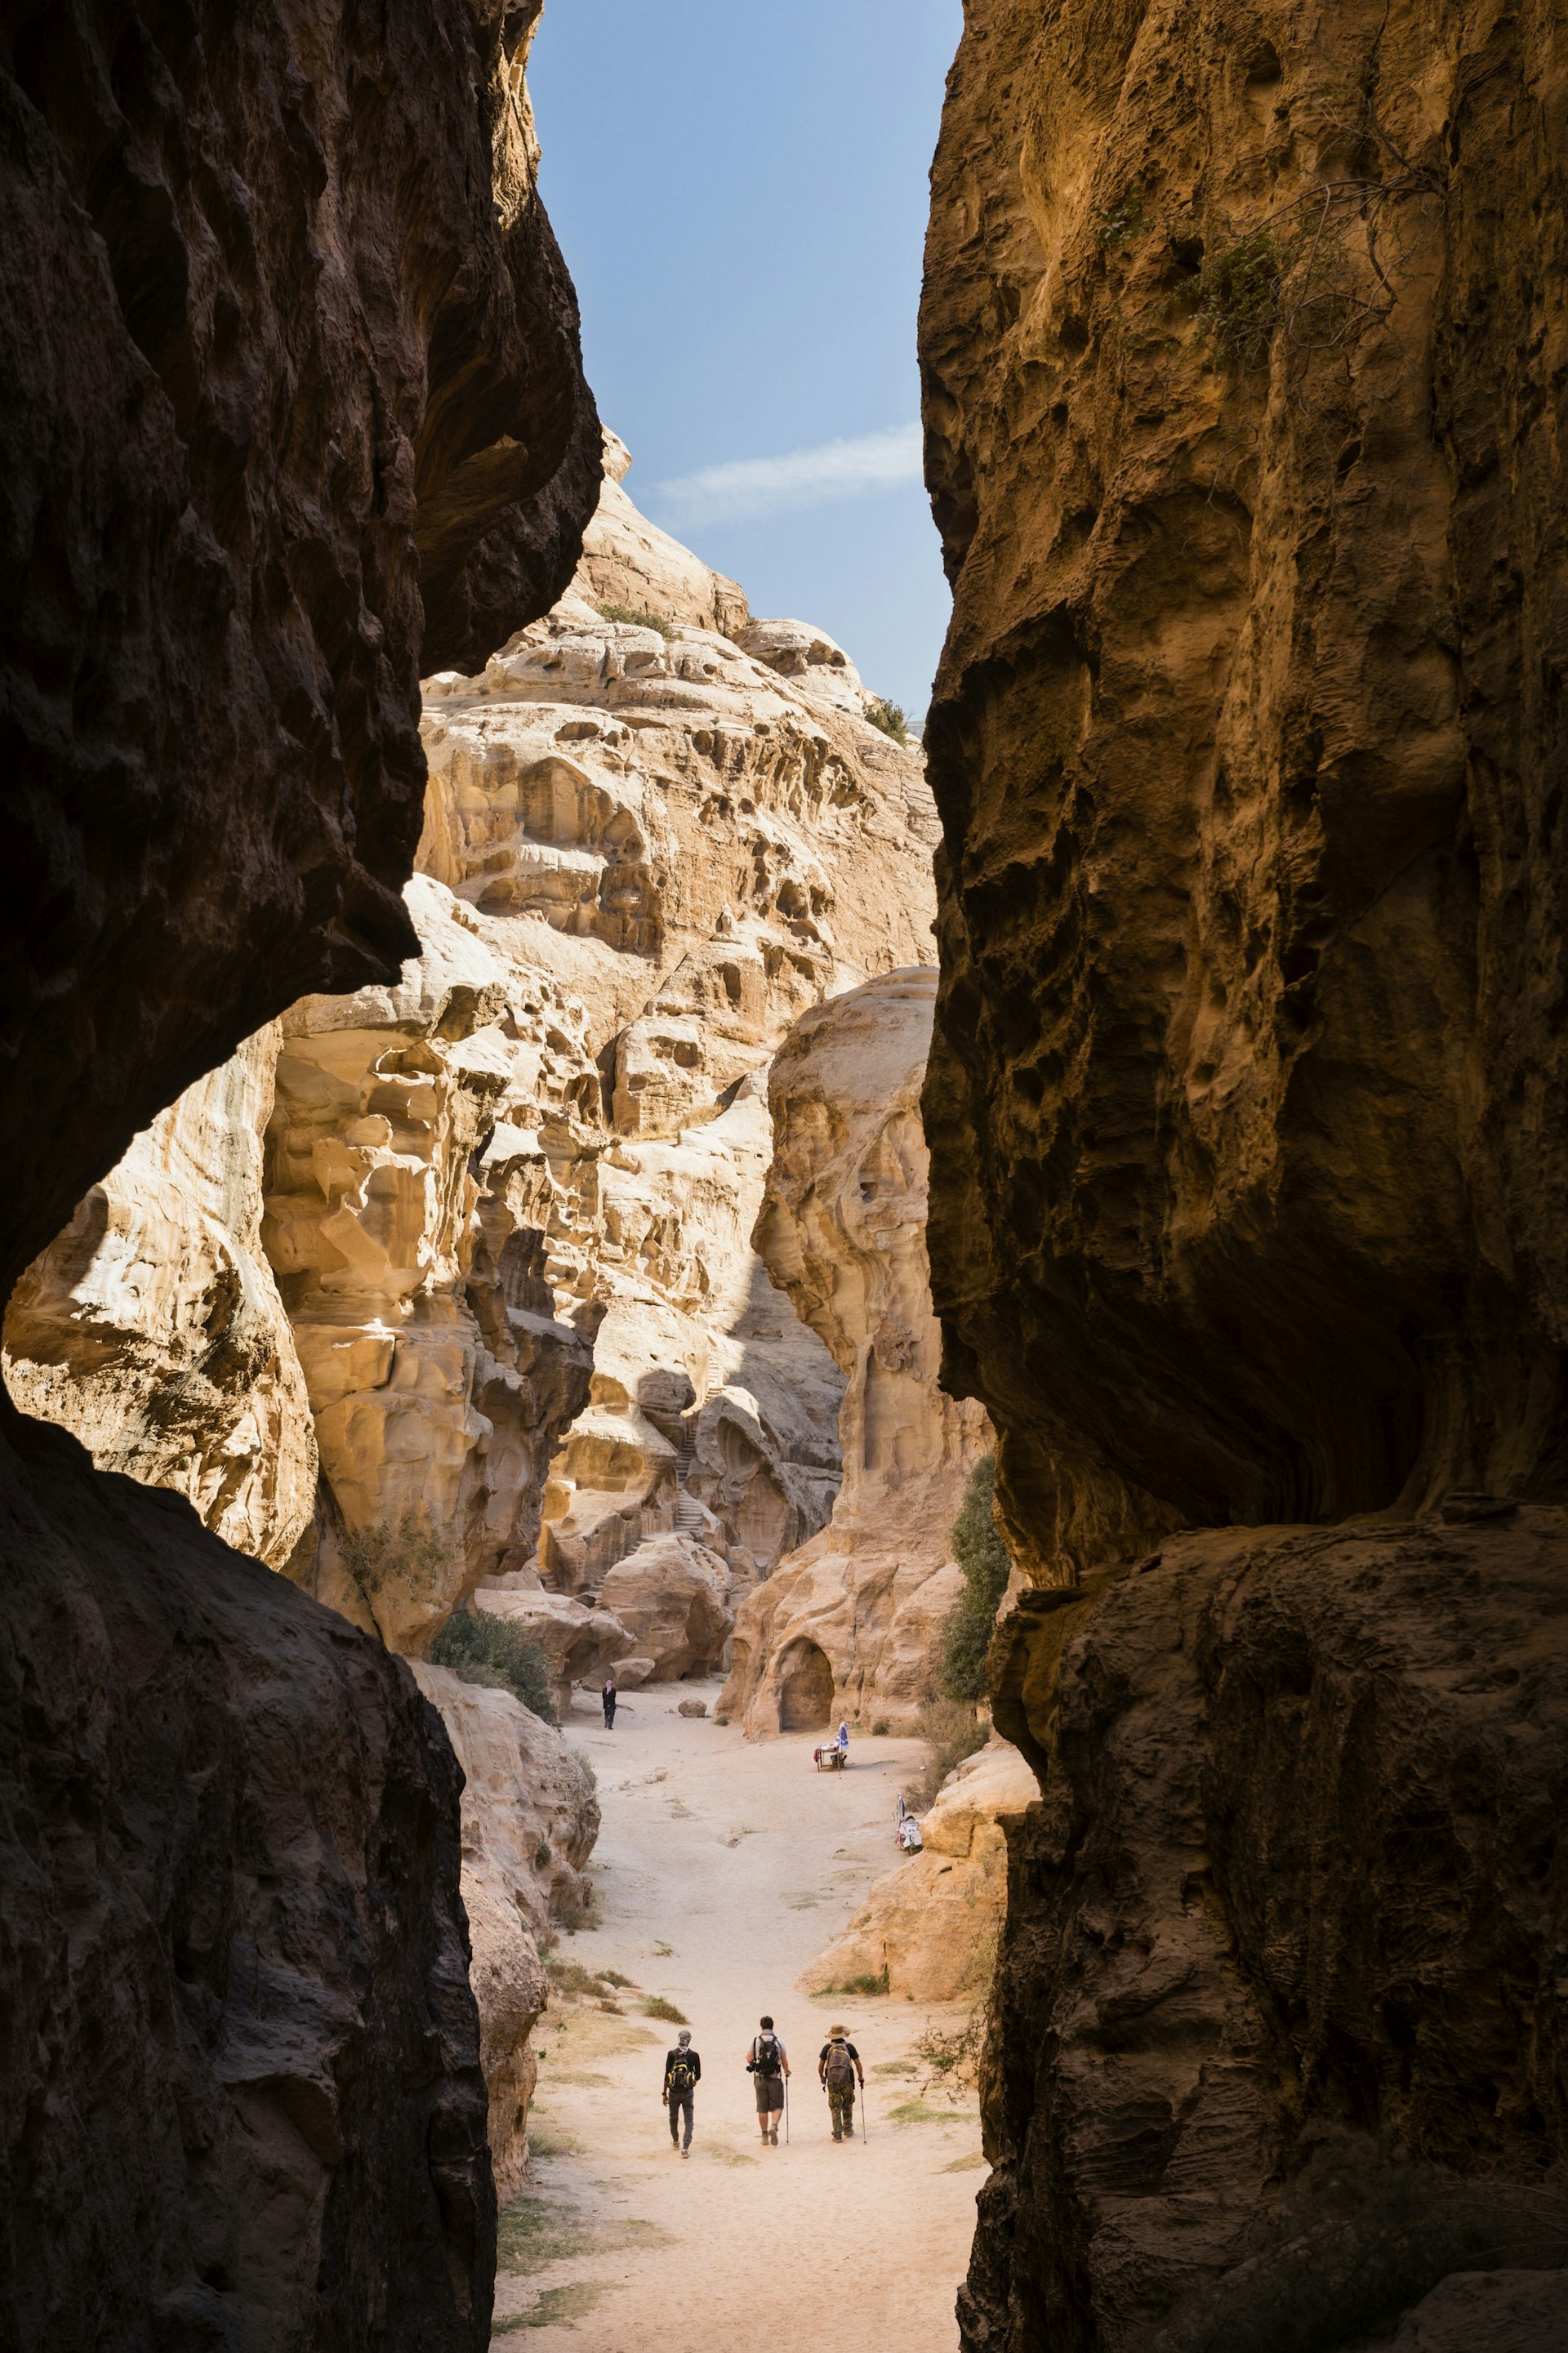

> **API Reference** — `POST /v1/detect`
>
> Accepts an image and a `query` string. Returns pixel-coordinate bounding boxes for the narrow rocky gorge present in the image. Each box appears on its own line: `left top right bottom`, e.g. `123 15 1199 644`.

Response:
4 438 964 2226
919 2 1568 2346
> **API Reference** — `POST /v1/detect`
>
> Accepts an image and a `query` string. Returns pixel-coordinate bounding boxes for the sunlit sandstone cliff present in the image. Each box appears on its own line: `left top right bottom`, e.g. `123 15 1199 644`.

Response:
720 966 993 1733
0 3 598 2345
3 447 942 2228
920 3 1568 2348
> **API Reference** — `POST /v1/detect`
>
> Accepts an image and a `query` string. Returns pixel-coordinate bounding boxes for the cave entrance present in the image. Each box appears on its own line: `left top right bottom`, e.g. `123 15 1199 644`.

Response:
778 1638 834 1731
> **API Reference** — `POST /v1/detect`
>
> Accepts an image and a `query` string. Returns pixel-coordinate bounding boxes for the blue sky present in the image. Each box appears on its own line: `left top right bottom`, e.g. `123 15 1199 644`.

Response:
531 0 964 716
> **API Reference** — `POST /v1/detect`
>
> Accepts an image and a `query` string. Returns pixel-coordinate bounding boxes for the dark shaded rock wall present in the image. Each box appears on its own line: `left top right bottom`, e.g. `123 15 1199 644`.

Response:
0 0 598 1301
0 1414 491 2352
0 1 597 2343
918 2 1568 2345
920 0 1568 1584
970 1514 1568 2353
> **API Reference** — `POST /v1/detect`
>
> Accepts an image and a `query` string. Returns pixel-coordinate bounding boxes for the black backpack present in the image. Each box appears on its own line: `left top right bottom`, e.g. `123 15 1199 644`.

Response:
753 2033 782 2080
668 2050 697 2095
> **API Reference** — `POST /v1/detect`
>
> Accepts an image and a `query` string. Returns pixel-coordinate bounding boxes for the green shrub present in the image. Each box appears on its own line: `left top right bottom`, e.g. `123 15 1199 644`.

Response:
594 600 675 639
871 1718 891 1737
1197 226 1285 366
340 1509 452 1599
639 1995 688 2025
941 1454 1012 1704
430 1607 557 1724
864 696 909 746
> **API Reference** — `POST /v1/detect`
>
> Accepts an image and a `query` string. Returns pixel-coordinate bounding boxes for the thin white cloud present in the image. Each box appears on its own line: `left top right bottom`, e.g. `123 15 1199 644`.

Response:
648 422 923 528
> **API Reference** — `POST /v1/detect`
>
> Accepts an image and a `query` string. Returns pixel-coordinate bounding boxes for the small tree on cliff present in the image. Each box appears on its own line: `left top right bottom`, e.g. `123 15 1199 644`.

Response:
940 1452 1011 1705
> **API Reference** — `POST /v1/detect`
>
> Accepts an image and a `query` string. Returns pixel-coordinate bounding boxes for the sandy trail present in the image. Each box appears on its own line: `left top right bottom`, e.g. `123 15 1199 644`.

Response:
492 1680 982 2346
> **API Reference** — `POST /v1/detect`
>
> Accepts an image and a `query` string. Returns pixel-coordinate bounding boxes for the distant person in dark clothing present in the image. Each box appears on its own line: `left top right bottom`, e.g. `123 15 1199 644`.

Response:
603 1677 617 1729
663 2029 700 2155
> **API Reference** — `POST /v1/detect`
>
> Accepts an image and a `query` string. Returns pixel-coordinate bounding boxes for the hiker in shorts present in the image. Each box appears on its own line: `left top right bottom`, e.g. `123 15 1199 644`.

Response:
819 2025 863 2141
663 2029 700 2156
746 2014 790 2144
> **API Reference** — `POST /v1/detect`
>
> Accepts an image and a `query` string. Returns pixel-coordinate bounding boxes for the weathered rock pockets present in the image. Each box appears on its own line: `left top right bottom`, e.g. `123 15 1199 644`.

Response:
919 2 1568 2344
0 2 599 2344
721 966 993 1736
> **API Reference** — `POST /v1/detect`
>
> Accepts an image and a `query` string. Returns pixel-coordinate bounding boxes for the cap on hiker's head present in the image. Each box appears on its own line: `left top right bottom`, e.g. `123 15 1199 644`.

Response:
677 2030 692 2045
760 2014 773 2030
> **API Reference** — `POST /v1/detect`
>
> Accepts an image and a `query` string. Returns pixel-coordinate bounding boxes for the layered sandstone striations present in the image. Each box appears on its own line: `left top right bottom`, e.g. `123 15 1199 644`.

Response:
920 3 1568 2345
0 2 597 2343
722 968 991 1732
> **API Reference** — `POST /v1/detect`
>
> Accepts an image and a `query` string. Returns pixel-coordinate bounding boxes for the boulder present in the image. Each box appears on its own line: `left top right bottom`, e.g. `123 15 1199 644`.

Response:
801 1742 1037 2003
598 1533 734 1682
677 1699 709 1719
473 1588 635 1715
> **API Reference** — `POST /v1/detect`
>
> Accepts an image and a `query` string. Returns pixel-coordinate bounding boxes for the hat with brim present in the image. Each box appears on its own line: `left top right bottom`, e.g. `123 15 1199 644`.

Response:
829 2025 846 2039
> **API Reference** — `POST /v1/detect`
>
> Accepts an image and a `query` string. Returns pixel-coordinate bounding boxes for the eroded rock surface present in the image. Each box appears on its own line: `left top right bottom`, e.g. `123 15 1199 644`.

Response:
919 6 1568 2346
3 1027 316 1570
410 1663 599 2199
722 968 991 1732
0 1 597 2342
921 0 1568 1580
803 1741 1036 2003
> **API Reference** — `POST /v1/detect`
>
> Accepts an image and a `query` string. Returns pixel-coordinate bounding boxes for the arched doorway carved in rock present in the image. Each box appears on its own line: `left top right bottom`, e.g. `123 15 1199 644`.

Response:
777 1638 834 1731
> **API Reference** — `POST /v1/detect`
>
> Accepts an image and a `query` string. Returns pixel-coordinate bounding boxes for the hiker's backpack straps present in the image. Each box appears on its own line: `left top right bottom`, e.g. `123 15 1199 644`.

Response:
755 2032 782 2079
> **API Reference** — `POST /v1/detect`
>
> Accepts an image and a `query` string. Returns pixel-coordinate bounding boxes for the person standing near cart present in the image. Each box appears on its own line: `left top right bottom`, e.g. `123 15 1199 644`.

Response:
746 2015 790 2144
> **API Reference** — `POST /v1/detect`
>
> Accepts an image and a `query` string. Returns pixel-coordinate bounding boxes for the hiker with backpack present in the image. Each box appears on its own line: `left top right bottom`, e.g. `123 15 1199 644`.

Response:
663 2028 701 2157
818 2025 864 2141
745 2014 790 2144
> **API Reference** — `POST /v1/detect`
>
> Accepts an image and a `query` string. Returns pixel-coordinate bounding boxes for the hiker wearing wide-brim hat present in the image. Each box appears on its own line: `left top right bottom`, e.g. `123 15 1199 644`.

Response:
663 2027 700 2156
818 2025 863 2142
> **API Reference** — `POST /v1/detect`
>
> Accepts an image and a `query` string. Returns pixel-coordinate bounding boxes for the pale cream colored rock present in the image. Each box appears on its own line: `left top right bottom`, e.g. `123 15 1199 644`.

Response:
800 1741 1037 2003
471 1585 635 1714
565 432 750 638
410 1660 599 2199
596 1532 733 1682
720 969 993 1733
2 1026 317 1569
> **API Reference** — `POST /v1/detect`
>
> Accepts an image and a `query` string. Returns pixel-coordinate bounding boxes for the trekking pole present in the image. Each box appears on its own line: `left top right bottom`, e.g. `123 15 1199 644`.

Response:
862 2082 867 2141
785 2077 791 2145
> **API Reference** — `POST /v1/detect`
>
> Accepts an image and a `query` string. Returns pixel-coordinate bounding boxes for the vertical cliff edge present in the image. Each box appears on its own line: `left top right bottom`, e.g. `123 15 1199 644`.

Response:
920 3 1568 2347
0 4 598 2346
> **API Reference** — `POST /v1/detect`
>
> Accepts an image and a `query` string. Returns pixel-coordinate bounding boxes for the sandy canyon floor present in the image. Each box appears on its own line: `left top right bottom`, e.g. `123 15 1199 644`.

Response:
492 1682 983 2347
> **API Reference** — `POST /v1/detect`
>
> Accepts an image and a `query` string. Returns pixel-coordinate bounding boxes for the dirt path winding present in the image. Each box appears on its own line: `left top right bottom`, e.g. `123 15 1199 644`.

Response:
492 1680 982 2346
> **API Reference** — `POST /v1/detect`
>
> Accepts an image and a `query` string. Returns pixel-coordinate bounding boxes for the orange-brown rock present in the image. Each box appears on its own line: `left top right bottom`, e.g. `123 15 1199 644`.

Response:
721 968 991 1732
409 1663 599 2200
919 5 1568 2346
801 1741 1036 2003
921 0 1568 1580
968 1513 1568 2353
